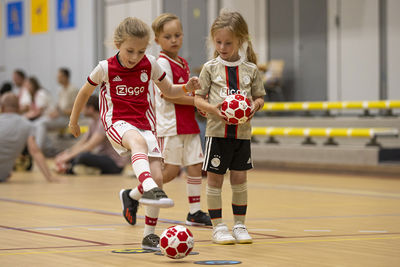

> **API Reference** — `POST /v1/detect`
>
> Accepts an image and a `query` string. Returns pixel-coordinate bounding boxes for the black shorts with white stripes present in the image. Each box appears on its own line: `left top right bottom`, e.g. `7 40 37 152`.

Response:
202 137 253 175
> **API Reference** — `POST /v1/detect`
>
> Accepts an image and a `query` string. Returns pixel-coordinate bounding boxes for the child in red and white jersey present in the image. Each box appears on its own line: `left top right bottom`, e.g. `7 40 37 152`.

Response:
151 13 211 226
68 17 200 250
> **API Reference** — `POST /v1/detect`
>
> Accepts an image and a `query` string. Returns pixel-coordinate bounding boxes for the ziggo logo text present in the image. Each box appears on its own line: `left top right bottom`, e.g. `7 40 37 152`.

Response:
116 85 145 96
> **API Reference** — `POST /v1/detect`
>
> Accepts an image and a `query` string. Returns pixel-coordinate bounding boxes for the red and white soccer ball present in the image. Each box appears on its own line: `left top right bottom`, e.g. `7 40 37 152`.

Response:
160 225 194 259
221 94 252 125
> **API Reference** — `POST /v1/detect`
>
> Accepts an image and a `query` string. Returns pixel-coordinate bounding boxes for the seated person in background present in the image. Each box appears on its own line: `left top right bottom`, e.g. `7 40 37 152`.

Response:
55 95 129 175
21 77 50 120
0 82 12 96
258 60 285 102
12 69 26 96
0 93 59 183
34 68 78 154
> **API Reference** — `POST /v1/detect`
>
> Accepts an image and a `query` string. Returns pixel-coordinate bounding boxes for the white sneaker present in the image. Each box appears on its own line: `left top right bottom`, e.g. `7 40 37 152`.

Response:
212 223 235 245
232 223 252 244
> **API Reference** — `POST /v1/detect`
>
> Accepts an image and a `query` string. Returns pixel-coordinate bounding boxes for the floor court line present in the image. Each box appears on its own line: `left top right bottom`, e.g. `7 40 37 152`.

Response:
2 230 398 252
0 244 105 251
1 197 398 225
0 223 128 231
359 230 388 233
0 225 109 246
251 232 400 240
252 235 400 246
1 198 398 251
251 183 400 199
2 235 400 257
304 229 332 232
0 197 183 225
250 213 400 221
249 231 400 239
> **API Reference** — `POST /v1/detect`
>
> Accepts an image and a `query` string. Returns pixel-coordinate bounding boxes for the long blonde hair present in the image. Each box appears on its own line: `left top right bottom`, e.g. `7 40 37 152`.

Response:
210 11 257 65
114 17 151 48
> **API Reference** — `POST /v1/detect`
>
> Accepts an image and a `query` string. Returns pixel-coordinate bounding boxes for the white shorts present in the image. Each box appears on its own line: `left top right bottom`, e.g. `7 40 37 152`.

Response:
106 120 162 158
158 134 204 166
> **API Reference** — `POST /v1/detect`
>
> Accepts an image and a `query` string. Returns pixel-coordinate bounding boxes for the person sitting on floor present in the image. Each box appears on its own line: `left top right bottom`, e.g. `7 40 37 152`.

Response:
0 93 59 182
34 68 78 156
54 95 129 175
21 77 50 120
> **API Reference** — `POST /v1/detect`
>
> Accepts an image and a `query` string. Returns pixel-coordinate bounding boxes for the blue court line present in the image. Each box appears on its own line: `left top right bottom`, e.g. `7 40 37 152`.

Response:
0 197 184 225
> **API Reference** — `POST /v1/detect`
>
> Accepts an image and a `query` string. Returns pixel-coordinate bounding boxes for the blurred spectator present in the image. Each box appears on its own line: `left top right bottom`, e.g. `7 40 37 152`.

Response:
34 68 78 154
12 69 26 96
259 60 285 102
54 95 129 175
0 93 59 182
0 82 12 96
21 77 50 120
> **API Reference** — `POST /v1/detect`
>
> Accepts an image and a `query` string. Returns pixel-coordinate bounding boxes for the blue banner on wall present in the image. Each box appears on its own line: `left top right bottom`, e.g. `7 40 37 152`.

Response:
7 1 24 37
57 0 75 30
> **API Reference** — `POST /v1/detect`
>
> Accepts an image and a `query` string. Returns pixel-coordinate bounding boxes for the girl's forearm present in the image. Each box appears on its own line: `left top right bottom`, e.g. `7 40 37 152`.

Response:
161 83 186 99
69 84 94 124
194 96 212 113
163 94 194 106
157 77 200 99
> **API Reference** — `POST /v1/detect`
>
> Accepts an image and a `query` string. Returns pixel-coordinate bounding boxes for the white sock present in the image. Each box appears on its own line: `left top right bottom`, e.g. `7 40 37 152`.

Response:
187 175 202 214
144 206 160 237
131 153 158 191
129 184 143 200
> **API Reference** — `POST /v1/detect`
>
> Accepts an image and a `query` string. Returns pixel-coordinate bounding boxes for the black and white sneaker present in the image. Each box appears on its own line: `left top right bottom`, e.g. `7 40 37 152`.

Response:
142 233 160 251
119 189 139 225
139 187 174 208
186 210 212 226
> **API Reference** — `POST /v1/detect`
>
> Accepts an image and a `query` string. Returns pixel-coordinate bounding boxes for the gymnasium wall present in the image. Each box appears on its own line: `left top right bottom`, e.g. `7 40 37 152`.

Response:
220 0 268 65
104 0 161 60
328 0 379 101
328 0 400 102
1 0 399 102
0 0 97 101
387 0 400 99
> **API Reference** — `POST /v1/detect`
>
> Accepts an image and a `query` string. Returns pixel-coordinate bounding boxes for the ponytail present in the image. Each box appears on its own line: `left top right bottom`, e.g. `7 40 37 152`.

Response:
245 40 257 65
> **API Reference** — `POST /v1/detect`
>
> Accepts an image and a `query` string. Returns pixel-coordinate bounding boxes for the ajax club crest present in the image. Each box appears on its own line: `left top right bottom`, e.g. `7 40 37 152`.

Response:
140 71 149 82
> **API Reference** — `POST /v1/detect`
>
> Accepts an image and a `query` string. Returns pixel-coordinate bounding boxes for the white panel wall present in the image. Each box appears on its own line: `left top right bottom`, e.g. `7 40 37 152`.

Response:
340 0 379 101
219 0 268 64
0 0 96 101
328 0 379 101
327 0 339 101
387 0 400 99
104 0 162 59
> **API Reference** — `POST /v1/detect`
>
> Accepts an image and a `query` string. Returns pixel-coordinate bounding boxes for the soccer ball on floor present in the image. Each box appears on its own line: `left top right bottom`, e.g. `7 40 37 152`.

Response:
160 225 194 259
220 94 252 125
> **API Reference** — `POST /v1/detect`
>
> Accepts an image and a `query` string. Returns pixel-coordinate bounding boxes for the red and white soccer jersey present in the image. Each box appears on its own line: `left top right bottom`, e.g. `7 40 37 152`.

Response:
87 53 166 138
155 52 200 137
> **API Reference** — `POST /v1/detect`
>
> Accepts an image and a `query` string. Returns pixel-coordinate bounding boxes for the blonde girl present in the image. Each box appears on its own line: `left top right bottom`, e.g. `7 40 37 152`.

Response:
194 11 265 244
69 17 200 250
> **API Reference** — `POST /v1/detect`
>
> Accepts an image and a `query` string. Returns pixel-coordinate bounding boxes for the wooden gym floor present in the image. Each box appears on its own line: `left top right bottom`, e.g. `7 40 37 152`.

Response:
1 166 399 266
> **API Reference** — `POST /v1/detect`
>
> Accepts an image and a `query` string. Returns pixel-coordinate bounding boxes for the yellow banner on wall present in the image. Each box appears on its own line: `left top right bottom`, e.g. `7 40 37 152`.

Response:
31 0 48 34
